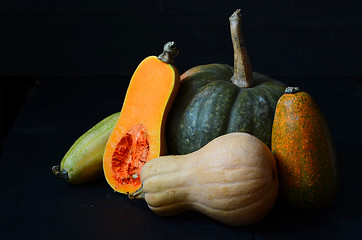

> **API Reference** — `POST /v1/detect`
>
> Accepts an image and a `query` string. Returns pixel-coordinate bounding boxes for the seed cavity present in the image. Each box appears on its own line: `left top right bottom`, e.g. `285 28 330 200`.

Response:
111 124 149 186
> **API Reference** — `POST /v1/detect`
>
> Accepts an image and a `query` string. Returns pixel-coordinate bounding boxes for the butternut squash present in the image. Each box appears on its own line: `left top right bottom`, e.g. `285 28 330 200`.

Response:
103 42 180 194
130 132 279 226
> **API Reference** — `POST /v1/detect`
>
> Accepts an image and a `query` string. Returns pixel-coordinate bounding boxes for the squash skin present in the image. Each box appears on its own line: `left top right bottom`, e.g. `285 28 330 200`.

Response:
136 132 279 226
271 88 338 210
52 112 119 184
166 64 286 155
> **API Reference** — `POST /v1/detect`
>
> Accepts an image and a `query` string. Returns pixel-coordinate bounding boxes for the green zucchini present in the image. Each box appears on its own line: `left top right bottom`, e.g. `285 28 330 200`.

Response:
52 112 120 184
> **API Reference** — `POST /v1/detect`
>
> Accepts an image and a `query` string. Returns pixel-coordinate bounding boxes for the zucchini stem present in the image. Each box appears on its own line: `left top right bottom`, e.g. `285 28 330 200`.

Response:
52 165 69 181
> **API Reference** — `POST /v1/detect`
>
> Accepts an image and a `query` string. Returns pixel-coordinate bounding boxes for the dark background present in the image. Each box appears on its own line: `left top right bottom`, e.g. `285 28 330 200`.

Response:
0 0 361 239
1 0 362 150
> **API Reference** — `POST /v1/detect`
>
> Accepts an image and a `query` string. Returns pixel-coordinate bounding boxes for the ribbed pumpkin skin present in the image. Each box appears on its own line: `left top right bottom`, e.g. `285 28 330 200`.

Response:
166 63 286 155
139 132 279 226
271 89 338 210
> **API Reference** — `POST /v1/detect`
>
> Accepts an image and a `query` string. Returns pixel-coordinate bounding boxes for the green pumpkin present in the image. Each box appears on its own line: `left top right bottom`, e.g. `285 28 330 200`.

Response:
166 10 286 155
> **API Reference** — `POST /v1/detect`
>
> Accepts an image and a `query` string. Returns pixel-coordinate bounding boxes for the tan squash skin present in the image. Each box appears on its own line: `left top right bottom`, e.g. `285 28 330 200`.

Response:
131 132 279 226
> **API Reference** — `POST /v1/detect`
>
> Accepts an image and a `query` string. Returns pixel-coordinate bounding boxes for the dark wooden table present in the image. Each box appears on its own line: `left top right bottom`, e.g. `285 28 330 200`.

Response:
1 0 362 239
0 76 361 239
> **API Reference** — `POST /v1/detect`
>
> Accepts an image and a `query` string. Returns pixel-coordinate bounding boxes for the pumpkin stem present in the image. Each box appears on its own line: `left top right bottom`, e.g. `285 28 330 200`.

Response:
52 165 69 181
128 186 145 200
229 9 254 88
285 86 301 94
158 41 179 65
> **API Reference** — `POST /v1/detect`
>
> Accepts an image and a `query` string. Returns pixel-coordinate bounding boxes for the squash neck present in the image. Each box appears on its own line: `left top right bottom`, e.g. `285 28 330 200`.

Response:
158 41 179 65
229 9 254 88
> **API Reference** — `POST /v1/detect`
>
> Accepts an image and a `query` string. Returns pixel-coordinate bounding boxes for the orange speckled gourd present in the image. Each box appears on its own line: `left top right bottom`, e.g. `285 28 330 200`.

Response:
271 87 338 210
103 42 180 195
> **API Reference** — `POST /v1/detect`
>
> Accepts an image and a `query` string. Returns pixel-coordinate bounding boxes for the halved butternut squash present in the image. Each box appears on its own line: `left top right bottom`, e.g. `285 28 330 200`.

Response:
103 42 180 194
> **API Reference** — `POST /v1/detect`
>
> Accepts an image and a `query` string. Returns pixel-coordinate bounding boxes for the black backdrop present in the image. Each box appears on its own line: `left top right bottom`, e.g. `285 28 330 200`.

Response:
1 0 362 239
1 0 362 148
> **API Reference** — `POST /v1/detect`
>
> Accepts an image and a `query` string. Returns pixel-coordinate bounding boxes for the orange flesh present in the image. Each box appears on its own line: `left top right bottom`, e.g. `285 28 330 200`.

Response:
103 56 180 194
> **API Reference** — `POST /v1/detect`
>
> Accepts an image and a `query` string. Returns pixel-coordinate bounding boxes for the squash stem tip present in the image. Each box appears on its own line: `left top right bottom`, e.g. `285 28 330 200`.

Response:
158 41 179 65
128 186 145 200
52 165 69 181
229 9 242 21
285 87 301 94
